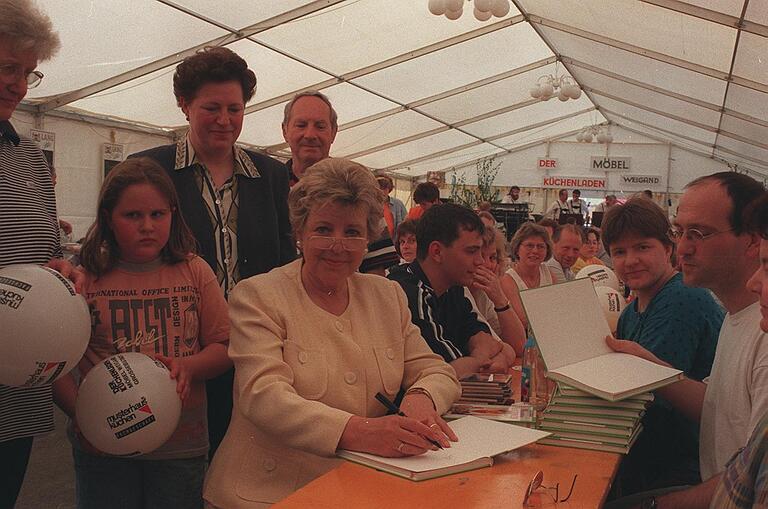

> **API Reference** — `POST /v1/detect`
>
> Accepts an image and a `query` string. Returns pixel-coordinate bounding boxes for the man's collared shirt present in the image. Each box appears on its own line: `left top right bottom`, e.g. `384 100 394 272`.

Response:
174 133 261 297
387 261 490 362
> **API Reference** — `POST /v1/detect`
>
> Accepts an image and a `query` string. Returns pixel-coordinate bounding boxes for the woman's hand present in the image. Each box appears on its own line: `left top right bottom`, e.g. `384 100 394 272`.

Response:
401 392 458 448
46 257 85 293
338 414 448 457
155 355 192 402
472 266 508 308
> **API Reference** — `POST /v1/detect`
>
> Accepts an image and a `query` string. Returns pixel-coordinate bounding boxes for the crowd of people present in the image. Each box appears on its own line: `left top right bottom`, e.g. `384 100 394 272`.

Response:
2 2 768 509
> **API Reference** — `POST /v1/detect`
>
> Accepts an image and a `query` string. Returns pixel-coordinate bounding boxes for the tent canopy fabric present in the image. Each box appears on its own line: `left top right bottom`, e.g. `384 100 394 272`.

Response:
23 0 768 178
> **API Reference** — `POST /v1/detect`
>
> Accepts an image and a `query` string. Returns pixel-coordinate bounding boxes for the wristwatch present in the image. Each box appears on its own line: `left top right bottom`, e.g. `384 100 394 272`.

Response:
640 496 657 509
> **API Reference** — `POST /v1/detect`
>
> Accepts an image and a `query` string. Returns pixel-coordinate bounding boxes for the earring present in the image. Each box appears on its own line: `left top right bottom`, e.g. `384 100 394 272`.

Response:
296 240 302 248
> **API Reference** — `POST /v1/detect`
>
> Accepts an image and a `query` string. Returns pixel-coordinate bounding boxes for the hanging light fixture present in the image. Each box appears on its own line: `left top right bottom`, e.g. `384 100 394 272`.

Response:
576 125 613 144
529 73 582 102
428 0 510 21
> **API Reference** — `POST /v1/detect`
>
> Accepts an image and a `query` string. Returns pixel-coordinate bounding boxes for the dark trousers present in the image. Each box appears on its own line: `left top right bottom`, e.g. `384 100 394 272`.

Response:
0 436 33 509
206 367 234 461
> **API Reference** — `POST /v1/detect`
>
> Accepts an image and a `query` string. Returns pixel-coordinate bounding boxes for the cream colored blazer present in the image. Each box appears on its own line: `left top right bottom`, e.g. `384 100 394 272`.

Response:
203 260 460 508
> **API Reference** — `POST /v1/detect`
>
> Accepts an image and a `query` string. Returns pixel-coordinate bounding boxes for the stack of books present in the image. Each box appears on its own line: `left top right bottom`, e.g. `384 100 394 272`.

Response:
457 373 514 405
537 384 651 454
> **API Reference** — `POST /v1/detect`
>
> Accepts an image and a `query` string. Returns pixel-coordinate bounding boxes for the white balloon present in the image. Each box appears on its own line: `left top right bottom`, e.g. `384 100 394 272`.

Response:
605 134 614 143
428 0 447 15
444 0 463 11
541 83 554 97
576 132 584 142
474 7 493 21
594 286 625 333
475 0 494 12
445 7 463 19
529 86 543 98
491 0 511 17
558 90 569 101
0 264 90 387
76 352 182 456
582 132 593 142
576 264 621 292
596 132 608 143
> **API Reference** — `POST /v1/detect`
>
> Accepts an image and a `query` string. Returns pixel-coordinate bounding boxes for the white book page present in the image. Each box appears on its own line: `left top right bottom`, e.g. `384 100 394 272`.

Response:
520 279 612 371
553 353 682 395
342 416 549 473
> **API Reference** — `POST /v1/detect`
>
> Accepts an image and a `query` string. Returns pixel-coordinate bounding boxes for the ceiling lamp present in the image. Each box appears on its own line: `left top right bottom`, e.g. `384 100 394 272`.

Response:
576 125 613 144
529 73 582 102
428 0 511 21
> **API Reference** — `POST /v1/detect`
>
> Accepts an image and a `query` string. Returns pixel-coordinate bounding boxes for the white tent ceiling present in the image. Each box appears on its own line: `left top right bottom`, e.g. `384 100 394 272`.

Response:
22 0 768 178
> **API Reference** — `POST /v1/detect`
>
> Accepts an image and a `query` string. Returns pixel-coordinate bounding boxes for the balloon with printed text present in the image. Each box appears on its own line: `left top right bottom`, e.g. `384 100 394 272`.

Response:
76 352 182 456
0 264 90 387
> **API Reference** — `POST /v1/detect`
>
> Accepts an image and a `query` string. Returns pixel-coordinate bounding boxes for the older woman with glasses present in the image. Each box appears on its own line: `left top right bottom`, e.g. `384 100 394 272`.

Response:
203 158 461 508
501 223 556 353
0 2 82 506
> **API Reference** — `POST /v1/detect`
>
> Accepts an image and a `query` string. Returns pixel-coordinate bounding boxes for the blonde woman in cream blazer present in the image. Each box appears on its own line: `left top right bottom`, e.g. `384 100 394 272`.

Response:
203 159 461 508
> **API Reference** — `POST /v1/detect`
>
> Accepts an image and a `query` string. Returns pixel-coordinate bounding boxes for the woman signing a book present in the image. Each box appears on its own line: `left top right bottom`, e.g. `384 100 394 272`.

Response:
203 158 461 508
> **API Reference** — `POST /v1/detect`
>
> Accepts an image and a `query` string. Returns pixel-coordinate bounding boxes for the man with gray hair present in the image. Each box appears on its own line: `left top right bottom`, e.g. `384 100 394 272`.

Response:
282 90 338 186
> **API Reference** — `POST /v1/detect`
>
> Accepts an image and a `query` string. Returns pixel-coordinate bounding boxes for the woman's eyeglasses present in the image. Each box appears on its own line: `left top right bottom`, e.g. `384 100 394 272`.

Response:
307 236 368 251
0 64 44 89
523 471 577 506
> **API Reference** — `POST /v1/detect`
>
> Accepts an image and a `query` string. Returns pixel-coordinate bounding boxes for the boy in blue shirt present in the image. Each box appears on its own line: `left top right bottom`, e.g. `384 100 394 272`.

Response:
602 197 724 496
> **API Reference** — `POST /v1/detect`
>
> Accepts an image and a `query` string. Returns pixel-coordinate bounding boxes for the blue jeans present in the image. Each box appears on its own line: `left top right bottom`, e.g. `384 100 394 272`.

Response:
73 449 206 509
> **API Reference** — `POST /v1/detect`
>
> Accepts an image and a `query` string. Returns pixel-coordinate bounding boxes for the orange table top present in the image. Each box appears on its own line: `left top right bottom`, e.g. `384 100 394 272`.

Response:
274 442 620 509
276 366 620 508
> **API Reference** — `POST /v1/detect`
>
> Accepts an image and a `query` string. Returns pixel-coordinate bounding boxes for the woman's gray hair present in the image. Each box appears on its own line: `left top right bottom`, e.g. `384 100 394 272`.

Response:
0 0 60 61
288 158 384 241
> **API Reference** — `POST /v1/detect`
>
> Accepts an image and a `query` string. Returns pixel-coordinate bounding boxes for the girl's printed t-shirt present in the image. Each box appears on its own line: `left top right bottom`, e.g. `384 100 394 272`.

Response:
77 255 229 460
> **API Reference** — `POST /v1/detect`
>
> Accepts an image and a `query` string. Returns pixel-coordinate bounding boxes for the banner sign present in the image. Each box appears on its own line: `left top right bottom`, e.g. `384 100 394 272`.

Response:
29 129 55 168
542 176 607 189
591 156 631 171
537 158 558 169
103 143 125 177
617 174 664 189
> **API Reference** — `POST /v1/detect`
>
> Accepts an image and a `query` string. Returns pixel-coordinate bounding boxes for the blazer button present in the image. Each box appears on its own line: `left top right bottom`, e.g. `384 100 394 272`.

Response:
344 372 357 384
298 351 309 364
386 348 395 360
263 458 276 472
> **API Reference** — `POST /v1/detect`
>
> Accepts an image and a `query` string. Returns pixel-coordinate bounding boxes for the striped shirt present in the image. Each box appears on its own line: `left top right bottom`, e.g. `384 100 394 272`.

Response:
0 120 60 442
387 261 490 362
174 134 260 297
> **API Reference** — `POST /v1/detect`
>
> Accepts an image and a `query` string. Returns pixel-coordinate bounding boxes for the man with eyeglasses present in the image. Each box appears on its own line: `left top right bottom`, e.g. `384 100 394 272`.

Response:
607 172 765 509
388 203 516 379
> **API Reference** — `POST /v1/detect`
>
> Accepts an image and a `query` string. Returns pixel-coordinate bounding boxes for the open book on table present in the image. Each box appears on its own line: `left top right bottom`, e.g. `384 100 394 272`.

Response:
520 278 683 402
337 416 550 481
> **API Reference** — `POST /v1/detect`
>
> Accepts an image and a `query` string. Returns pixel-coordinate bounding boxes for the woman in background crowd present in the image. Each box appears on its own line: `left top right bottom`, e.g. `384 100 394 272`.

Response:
572 226 606 274
501 223 556 349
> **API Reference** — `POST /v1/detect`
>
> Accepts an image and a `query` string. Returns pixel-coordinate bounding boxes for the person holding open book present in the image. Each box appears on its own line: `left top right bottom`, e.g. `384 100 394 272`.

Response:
601 197 723 497
203 159 461 508
605 173 766 509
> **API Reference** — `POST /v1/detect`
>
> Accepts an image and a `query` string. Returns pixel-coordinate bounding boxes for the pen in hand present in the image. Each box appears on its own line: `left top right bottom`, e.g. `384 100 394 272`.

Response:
374 392 444 450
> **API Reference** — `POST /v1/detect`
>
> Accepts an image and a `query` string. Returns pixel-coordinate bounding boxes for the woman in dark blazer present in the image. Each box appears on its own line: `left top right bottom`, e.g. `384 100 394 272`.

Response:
132 46 294 458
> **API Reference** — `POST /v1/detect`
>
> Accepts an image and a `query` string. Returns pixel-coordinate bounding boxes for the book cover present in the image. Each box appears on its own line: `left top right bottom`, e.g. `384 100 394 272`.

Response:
337 416 550 481
540 411 640 428
520 279 683 401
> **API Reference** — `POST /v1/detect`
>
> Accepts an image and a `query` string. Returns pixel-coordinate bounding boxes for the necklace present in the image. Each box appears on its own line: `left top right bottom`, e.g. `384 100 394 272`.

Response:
514 262 541 289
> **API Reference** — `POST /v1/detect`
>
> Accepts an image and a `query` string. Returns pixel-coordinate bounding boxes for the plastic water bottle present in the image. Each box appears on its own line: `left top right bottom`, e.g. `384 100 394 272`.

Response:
521 337 548 412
